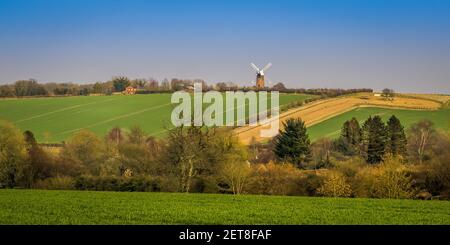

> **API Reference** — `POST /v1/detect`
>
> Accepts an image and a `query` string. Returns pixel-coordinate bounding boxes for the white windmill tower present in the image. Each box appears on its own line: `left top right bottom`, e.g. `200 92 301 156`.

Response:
250 62 272 89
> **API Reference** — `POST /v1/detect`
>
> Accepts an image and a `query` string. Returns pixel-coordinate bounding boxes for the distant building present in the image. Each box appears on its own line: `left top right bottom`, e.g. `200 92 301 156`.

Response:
184 85 195 92
374 93 381 97
124 86 137 95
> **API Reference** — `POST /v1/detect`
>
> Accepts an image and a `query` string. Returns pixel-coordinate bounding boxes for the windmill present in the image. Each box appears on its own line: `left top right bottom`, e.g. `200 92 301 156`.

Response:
250 62 272 89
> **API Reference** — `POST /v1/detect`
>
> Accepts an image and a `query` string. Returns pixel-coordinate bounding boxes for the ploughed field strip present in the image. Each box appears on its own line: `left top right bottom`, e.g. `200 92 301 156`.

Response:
0 189 449 224
0 93 314 142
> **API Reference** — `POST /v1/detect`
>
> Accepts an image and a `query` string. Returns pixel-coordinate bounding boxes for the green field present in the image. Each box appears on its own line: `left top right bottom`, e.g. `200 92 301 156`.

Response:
0 93 313 142
308 107 450 141
2 95 448 143
0 189 448 224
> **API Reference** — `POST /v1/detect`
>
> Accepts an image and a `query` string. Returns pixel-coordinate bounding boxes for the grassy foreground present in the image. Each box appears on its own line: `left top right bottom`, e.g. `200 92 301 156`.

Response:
0 189 449 224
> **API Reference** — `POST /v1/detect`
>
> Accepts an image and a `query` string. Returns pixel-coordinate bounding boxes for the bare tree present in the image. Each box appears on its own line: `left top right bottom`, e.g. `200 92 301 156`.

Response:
132 79 147 89
382 88 395 101
219 161 251 194
164 126 207 193
160 78 171 91
147 78 159 91
107 127 123 145
407 120 435 164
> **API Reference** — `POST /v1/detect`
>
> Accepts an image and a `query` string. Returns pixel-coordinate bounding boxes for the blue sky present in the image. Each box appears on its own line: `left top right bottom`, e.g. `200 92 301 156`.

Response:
0 0 449 93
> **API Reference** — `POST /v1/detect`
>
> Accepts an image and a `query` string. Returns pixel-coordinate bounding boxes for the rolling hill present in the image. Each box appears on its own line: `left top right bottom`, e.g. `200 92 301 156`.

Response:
234 93 448 144
0 93 314 142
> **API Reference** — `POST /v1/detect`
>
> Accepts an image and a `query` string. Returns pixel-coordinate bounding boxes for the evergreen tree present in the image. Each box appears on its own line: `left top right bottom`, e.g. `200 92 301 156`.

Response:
362 116 387 164
274 118 312 168
337 117 362 155
342 117 362 145
111 76 131 92
23 130 37 146
386 115 407 157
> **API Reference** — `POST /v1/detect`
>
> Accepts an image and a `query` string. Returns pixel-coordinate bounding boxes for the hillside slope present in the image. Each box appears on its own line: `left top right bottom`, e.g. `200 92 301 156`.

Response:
0 93 313 142
308 107 450 141
234 93 444 144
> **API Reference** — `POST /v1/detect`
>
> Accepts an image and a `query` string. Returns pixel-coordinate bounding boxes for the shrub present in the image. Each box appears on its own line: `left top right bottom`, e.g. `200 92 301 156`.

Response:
352 156 414 199
317 170 352 197
352 166 378 198
408 132 450 199
34 176 74 190
157 175 179 192
59 130 106 176
73 176 163 192
0 120 28 188
218 161 251 194
373 164 414 199
185 176 217 193
296 171 325 196
412 152 450 199
246 162 305 195
332 156 365 178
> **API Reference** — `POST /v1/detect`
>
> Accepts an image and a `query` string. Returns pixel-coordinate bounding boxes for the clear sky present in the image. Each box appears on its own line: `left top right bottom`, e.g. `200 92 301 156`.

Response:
0 0 449 93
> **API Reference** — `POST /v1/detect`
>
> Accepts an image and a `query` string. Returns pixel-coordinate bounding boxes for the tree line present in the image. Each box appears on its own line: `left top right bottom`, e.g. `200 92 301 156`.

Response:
0 115 448 199
0 77 373 97
273 115 408 167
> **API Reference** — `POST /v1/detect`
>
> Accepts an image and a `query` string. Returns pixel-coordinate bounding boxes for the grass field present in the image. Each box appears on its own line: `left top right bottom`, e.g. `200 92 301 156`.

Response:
0 189 449 224
0 93 314 142
1 93 448 143
308 107 450 141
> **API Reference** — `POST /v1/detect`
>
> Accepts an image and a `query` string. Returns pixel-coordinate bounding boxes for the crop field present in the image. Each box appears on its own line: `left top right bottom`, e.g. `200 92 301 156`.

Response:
0 93 314 142
235 94 446 144
0 189 449 224
1 93 448 144
308 107 450 141
402 93 450 104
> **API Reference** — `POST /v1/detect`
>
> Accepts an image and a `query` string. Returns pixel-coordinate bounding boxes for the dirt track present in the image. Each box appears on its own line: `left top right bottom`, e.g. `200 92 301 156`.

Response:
234 93 442 144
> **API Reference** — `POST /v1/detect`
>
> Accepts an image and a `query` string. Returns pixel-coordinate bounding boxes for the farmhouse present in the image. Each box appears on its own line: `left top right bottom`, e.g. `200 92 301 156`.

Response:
124 86 137 95
184 84 195 92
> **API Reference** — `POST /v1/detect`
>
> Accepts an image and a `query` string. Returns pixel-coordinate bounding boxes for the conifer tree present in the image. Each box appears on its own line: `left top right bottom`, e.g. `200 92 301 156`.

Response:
362 116 387 164
386 115 407 157
274 118 312 168
337 117 362 155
